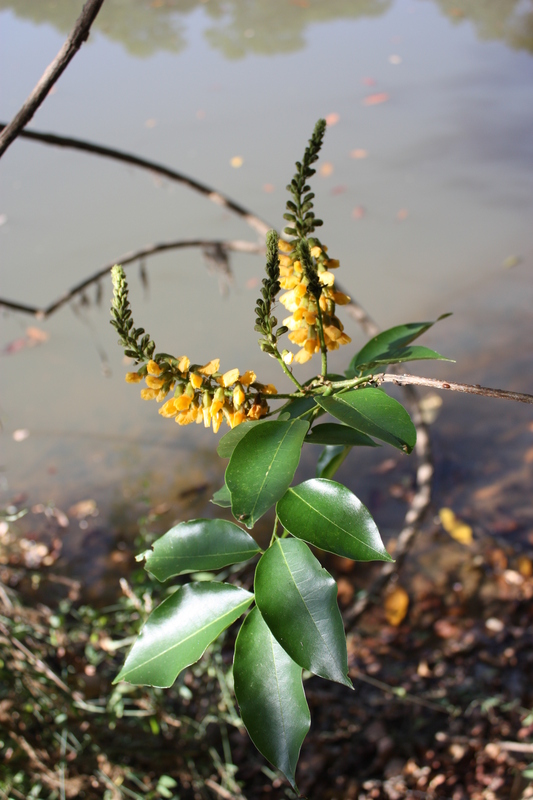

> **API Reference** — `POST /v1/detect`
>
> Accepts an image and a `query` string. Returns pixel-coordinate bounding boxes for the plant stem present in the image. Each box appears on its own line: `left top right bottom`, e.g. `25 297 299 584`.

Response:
315 303 328 377
275 352 304 390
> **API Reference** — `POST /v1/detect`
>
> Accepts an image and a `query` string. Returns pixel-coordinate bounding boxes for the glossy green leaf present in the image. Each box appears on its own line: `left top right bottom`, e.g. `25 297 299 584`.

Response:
316 388 416 453
358 344 452 369
234 607 310 791
144 519 261 581
115 583 253 687
305 422 378 447
226 420 309 528
316 445 350 479
255 539 351 687
277 478 393 562
217 421 265 459
346 315 451 377
277 395 317 420
211 484 231 508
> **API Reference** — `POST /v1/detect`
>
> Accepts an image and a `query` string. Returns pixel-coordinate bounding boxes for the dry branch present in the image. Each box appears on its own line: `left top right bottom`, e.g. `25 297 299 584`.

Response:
0 0 106 158
0 238 263 318
0 124 270 237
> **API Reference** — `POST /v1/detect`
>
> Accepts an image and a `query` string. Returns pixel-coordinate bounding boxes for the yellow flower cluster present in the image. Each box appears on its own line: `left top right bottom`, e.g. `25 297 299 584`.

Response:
126 358 276 433
277 240 351 365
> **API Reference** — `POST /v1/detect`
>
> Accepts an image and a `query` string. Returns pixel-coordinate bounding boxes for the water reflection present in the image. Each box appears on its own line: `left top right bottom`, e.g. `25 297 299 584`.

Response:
7 0 533 58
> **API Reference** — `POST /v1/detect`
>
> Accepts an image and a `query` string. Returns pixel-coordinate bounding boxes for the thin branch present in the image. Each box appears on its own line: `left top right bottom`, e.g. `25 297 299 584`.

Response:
0 124 270 238
377 372 533 405
0 238 263 318
0 0 106 158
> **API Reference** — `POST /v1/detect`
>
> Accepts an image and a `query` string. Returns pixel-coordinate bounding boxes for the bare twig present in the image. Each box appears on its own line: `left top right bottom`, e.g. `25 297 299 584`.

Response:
0 238 263 318
0 124 270 237
377 372 533 405
0 0 106 158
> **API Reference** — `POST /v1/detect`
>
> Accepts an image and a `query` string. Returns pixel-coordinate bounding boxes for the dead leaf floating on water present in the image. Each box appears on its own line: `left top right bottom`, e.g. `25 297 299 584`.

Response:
439 507 473 546
325 112 340 126
363 93 390 106
384 586 409 626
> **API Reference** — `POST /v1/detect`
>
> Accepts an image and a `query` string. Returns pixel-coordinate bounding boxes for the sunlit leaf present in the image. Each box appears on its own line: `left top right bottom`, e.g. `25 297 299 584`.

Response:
277 478 392 562
278 395 318 420
115 583 253 687
234 607 310 791
226 420 309 528
316 388 416 453
144 519 260 581
255 539 351 687
217 421 265 459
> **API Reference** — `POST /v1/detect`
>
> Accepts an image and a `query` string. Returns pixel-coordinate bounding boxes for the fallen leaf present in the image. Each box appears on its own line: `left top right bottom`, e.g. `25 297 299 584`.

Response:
502 255 521 269
319 162 334 177
350 148 368 159
363 92 390 106
230 156 243 168
68 499 98 519
517 555 532 578
384 586 409 626
337 577 354 605
418 392 442 424
325 112 340 126
439 507 473 546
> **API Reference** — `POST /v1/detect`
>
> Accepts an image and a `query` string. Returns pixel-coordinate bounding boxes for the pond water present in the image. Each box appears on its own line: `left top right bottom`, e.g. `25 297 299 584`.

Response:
1 0 533 519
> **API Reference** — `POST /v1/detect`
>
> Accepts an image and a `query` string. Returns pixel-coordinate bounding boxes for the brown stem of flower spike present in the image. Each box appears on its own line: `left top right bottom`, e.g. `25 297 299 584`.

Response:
0 0 106 159
375 372 533 405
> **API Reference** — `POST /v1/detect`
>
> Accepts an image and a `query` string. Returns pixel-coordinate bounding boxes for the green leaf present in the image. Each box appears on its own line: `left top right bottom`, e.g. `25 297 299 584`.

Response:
255 539 351 687
226 419 309 528
144 519 261 581
346 315 451 377
357 344 453 369
316 388 416 453
316 445 350 479
115 583 253 687
277 395 317 420
211 484 231 508
277 478 392 562
217 420 265 459
305 422 378 447
234 607 310 791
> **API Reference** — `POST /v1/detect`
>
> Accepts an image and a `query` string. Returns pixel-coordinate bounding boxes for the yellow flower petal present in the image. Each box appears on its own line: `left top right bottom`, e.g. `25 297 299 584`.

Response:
319 271 335 287
174 395 192 411
147 360 162 376
239 370 256 387
145 376 164 390
177 356 190 373
198 358 220 376
310 246 322 258
331 291 351 305
159 400 178 418
294 348 313 364
141 388 158 400
190 372 204 389
220 368 240 388
278 239 294 253
125 372 142 384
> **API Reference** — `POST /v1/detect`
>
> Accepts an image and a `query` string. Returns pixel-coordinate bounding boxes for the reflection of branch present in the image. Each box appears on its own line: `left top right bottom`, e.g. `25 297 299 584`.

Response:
0 0 106 158
378 372 533 405
0 238 263 318
0 124 271 238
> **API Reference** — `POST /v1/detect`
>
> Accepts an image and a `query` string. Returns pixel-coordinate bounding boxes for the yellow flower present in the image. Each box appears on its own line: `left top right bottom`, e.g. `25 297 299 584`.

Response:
125 372 142 383
145 375 164 390
233 383 245 408
147 360 162 376
262 384 278 395
212 410 223 433
159 399 178 418
294 349 313 364
141 388 158 400
319 271 335 287
175 395 192 411
310 245 322 258
278 239 294 253
240 370 256 387
198 358 220 376
331 291 350 305
190 372 204 389
326 259 340 269
219 368 240 388
282 351 294 365
177 355 190 373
